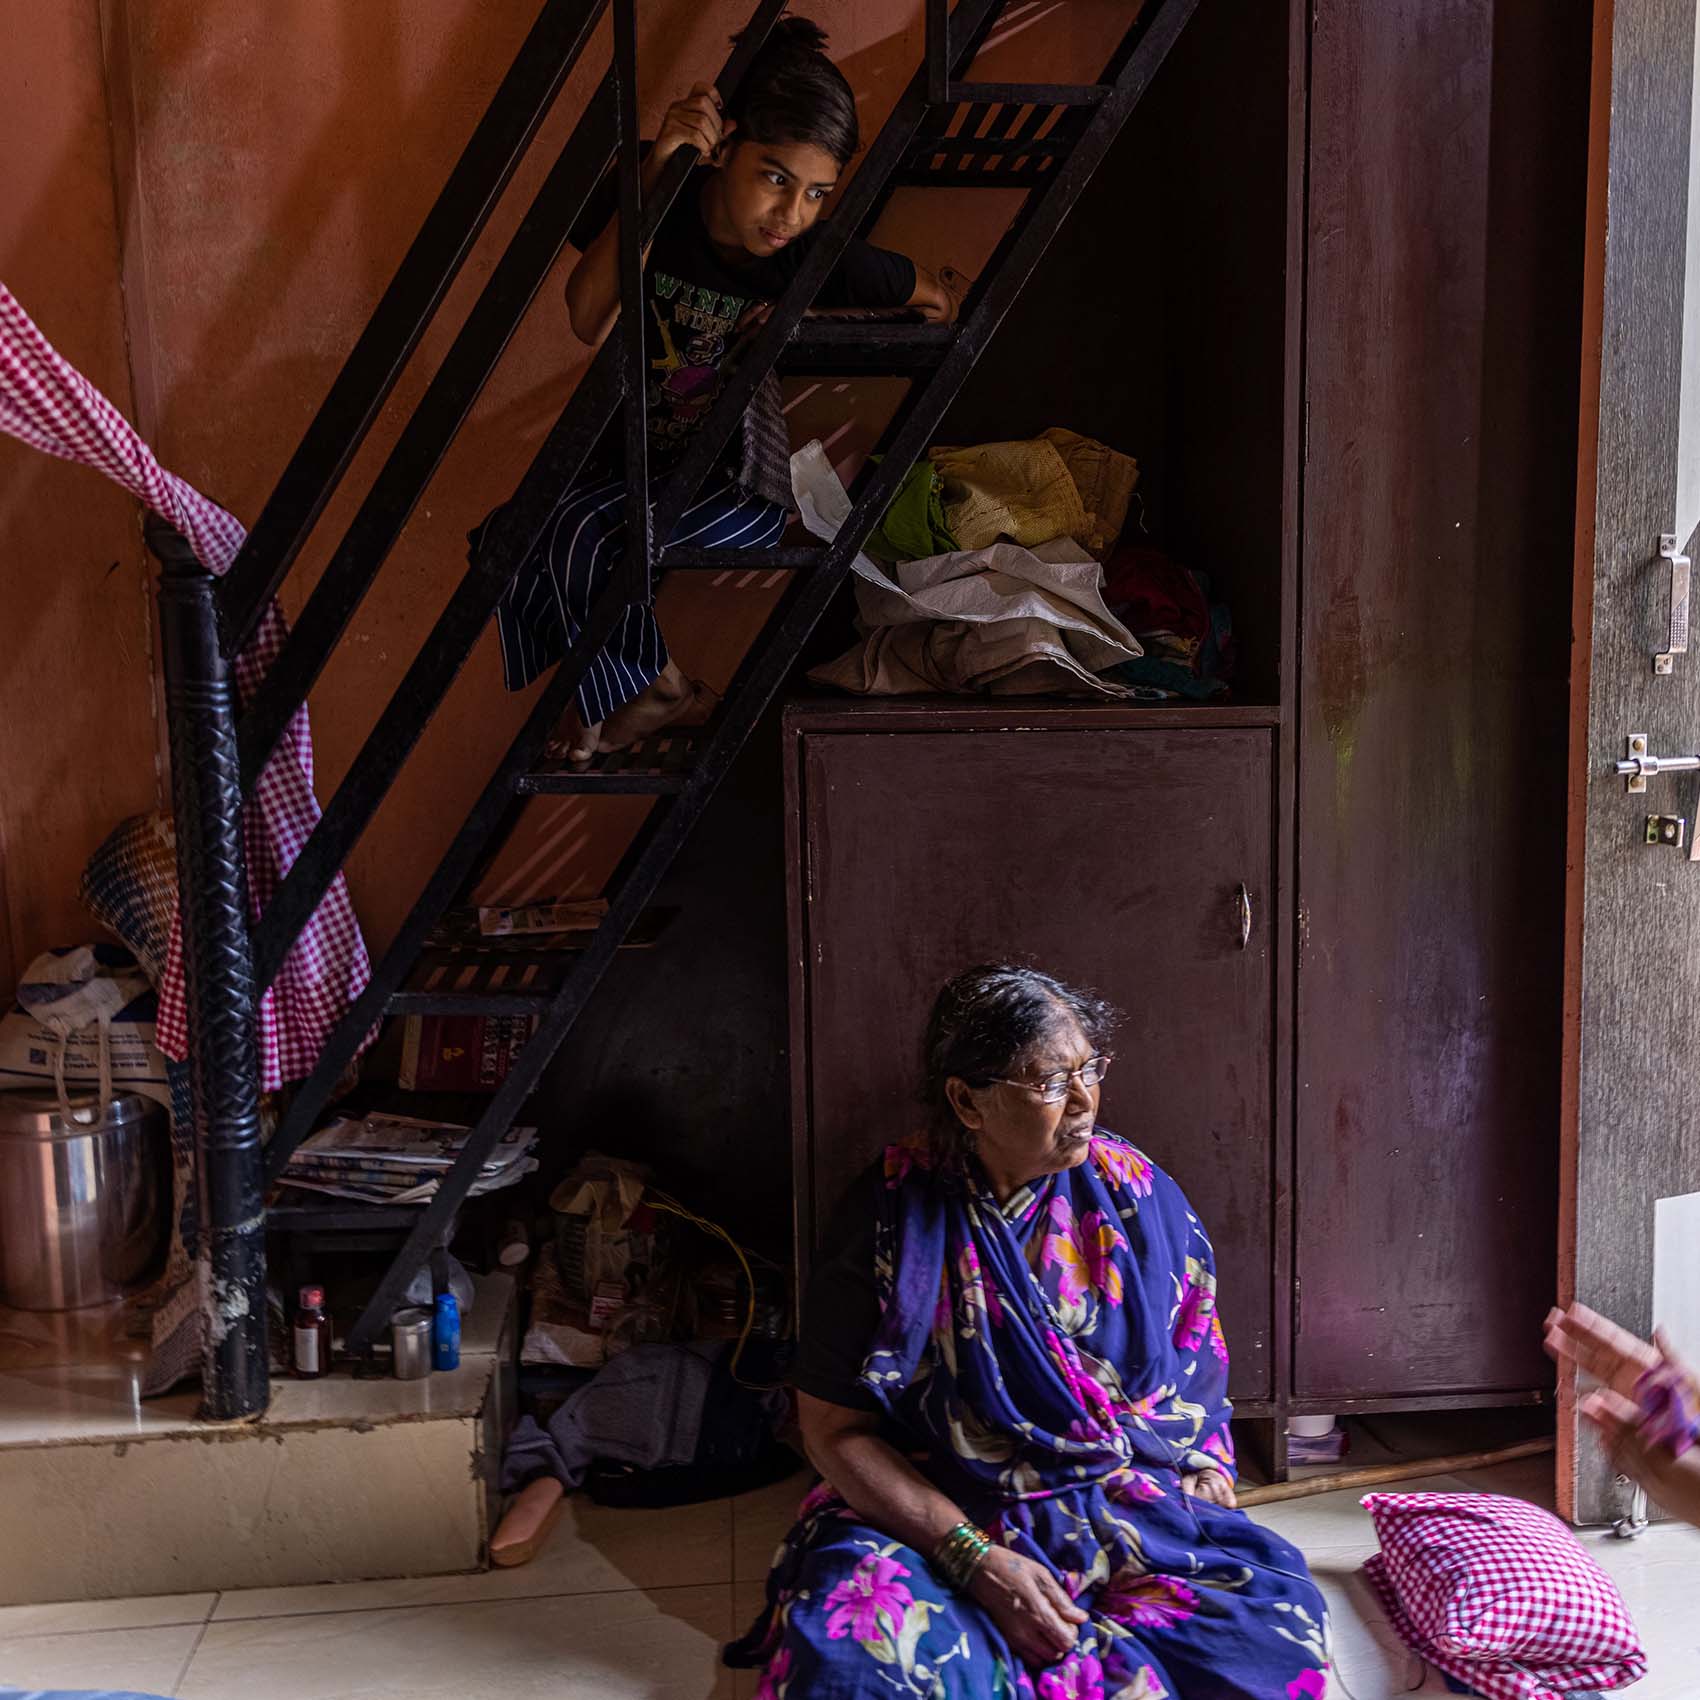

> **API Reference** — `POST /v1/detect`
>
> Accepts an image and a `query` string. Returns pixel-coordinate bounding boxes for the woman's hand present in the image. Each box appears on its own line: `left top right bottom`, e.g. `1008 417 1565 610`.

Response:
907 265 958 325
654 83 732 170
966 1546 1087 1668
1544 1303 1663 1398
564 81 731 342
1181 1468 1237 1508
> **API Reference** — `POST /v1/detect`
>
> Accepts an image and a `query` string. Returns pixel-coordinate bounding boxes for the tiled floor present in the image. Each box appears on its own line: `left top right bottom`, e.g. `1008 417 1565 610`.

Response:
0 1276 514 1449
0 1279 517 1605
3 1454 1698 1699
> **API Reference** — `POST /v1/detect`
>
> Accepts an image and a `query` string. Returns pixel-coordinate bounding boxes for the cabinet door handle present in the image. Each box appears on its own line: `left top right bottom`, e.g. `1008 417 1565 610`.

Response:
1236 883 1253 950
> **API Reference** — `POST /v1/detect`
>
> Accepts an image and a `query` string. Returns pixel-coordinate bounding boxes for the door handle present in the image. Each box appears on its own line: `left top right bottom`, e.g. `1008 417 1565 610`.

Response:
1656 533 1691 675
1618 732 1700 791
1235 883 1253 950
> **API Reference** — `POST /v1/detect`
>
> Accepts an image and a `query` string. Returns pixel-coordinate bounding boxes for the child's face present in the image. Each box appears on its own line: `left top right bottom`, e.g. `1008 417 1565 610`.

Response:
711 137 842 258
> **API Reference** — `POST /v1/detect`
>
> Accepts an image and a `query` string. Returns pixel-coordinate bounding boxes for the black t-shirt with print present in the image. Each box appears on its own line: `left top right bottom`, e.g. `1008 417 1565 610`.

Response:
572 165 917 475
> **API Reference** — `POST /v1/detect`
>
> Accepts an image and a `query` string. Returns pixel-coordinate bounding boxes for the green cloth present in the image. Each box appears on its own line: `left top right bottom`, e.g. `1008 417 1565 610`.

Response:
863 459 957 563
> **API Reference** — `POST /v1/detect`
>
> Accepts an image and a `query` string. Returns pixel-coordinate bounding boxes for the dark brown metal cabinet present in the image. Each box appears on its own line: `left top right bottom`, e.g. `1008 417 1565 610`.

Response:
786 704 1283 1414
779 0 1589 1447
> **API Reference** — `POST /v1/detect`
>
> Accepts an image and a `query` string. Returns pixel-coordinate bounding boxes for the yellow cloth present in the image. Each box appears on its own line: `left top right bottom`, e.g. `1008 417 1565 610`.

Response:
926 431 1139 557
928 437 1087 551
1041 427 1139 558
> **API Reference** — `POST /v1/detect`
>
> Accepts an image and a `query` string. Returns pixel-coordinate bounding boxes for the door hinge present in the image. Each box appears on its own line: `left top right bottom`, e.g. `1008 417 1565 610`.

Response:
1293 1275 1302 1335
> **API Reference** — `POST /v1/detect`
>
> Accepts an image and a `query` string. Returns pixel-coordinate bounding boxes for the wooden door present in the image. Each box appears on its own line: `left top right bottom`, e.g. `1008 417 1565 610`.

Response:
1295 0 1590 1405
1563 0 1700 1525
794 723 1278 1404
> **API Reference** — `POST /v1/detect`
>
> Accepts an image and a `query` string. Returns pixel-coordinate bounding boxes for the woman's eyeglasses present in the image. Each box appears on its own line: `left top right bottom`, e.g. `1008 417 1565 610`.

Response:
982 1055 1113 1105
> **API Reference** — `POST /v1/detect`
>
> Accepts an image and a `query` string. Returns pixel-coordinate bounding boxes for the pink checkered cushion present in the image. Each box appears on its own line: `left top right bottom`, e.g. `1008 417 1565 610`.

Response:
1362 1492 1646 1700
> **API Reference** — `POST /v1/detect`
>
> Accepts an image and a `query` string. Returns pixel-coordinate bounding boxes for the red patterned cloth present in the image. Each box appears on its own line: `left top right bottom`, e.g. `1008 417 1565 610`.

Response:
1362 1491 1646 1700
0 281 370 1088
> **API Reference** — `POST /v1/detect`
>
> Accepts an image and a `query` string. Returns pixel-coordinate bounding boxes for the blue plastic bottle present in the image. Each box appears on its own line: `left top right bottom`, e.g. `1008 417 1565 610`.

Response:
432 1291 461 1371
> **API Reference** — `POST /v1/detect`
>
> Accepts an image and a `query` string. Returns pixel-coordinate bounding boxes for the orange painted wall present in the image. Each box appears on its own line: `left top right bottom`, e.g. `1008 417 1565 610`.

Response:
0 0 161 998
3 0 1120 988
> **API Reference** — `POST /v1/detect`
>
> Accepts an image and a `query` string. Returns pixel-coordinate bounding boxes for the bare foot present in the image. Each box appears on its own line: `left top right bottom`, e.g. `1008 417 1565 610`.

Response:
597 662 712 754
545 716 602 766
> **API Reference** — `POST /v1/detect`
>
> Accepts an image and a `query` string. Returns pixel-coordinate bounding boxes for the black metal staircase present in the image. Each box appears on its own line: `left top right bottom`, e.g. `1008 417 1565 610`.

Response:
156 0 1200 1416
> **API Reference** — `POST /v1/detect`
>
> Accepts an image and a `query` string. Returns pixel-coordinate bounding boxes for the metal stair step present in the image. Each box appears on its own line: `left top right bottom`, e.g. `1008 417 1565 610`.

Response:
660 544 822 570
266 1189 426 1234
386 905 678 1016
896 156 1065 188
780 322 955 374
943 82 1109 107
387 987 557 1016
515 730 706 794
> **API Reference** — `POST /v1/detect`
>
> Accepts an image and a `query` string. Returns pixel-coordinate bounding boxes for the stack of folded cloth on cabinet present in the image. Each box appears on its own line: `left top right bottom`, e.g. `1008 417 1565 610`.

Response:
798 431 1146 699
799 429 1234 701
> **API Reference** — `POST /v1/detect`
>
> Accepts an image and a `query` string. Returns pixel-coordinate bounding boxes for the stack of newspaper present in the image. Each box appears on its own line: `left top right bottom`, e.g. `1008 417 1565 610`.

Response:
279 1111 539 1206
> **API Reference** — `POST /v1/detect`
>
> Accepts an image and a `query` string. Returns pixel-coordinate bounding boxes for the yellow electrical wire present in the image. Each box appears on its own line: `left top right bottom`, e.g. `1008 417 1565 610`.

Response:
648 1191 783 1389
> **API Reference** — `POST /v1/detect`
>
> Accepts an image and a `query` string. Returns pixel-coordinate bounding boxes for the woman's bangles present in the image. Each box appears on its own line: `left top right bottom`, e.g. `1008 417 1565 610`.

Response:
933 1520 994 1591
1634 1361 1700 1459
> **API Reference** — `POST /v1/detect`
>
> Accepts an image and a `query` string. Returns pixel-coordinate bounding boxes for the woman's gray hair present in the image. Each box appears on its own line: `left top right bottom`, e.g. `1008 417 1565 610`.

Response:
920 963 1119 1166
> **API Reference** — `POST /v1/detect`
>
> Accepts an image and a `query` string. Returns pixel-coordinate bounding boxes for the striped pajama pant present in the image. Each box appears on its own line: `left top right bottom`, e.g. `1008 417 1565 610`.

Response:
478 472 788 727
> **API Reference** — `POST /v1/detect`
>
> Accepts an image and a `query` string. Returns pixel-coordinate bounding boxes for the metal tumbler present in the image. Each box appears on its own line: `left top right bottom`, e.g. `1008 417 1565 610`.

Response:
391 1307 434 1379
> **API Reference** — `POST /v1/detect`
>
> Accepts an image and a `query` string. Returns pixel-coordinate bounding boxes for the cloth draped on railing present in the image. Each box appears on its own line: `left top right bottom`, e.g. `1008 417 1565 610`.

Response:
0 281 370 1088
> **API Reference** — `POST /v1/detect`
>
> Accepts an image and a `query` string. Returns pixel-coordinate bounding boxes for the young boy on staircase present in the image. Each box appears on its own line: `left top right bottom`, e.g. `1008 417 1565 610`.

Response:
479 18 954 765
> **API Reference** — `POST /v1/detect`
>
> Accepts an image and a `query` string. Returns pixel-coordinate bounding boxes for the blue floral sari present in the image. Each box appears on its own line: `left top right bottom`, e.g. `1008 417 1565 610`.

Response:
727 1132 1332 1699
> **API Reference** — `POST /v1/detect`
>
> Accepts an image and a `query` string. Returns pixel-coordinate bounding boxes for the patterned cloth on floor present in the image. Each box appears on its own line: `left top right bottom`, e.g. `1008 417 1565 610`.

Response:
0 280 370 1089
1363 1492 1645 1700
0 1690 174 1700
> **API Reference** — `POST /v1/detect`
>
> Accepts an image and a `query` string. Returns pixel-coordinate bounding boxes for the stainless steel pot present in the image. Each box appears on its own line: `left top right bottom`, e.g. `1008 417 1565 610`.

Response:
0 1088 167 1311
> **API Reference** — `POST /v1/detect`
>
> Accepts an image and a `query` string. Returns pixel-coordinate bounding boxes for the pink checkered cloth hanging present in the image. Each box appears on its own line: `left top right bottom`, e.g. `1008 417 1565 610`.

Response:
1362 1491 1646 1700
0 281 371 1089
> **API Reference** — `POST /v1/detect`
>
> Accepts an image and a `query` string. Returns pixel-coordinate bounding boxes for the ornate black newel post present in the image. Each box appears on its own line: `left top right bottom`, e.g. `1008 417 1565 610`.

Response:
149 517 270 1421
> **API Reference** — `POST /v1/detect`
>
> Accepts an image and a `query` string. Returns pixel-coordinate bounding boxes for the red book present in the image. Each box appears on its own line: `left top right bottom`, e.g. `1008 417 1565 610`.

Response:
398 1015 538 1092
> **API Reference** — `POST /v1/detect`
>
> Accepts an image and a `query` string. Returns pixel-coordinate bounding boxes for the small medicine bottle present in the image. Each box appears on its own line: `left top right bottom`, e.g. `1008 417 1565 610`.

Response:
292 1285 333 1379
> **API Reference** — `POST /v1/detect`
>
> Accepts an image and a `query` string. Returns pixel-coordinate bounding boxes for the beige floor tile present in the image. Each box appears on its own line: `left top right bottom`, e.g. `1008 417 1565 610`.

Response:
214 1495 733 1620
1449 1452 1560 1507
0 1274 511 1453
1243 1472 1464 1554
0 1590 214 1638
180 1584 733 1700
0 1622 203 1694
1577 1521 1700 1700
0 1363 201 1448
0 1356 496 1451
730 1467 811 1583
1302 1552 1452 1696
728 1582 770 1700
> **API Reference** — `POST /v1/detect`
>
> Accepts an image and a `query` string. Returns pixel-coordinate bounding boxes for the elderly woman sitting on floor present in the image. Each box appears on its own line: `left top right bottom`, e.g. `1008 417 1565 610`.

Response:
728 964 1331 1699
